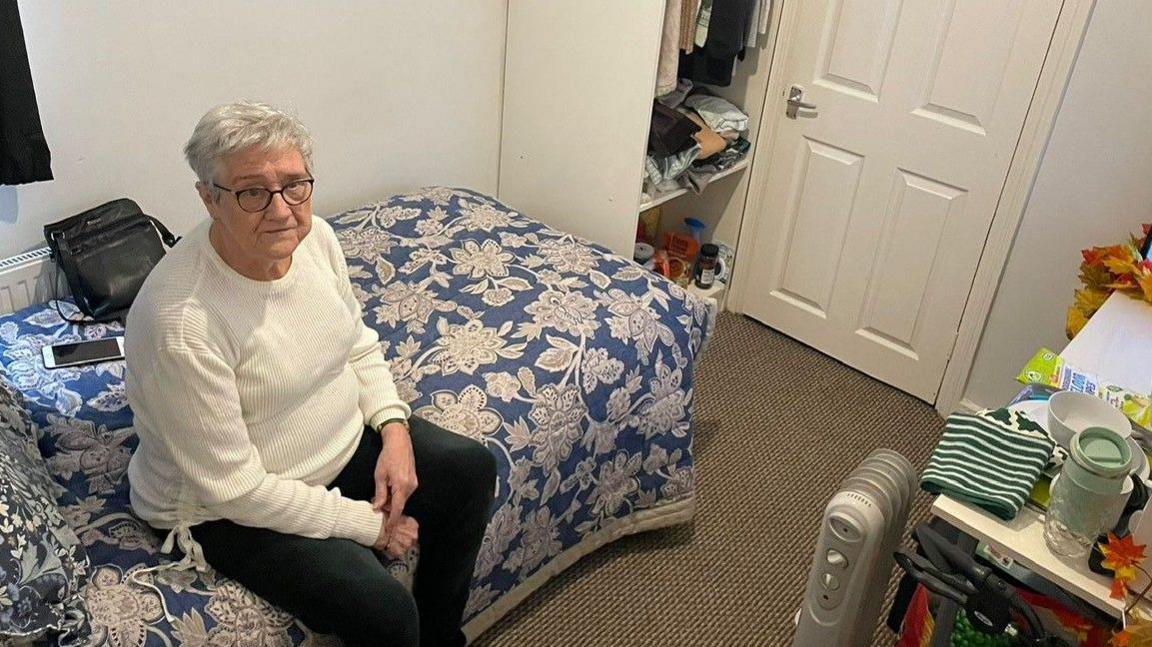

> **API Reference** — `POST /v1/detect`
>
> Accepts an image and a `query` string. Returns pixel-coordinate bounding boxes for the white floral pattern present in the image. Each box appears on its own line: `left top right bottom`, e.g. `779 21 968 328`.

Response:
452 239 513 279
201 581 295 646
44 414 134 495
414 386 502 442
524 290 600 337
85 566 164 647
428 319 524 376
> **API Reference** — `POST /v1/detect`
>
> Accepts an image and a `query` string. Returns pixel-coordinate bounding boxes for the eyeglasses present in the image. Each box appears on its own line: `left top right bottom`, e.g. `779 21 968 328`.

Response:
213 178 315 213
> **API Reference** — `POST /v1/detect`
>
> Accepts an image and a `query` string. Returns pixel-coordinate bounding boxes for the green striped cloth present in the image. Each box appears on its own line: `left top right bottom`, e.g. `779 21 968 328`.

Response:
921 408 1054 520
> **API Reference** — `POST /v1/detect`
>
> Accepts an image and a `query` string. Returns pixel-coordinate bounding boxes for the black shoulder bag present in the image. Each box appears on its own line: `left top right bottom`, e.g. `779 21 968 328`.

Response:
43 198 179 323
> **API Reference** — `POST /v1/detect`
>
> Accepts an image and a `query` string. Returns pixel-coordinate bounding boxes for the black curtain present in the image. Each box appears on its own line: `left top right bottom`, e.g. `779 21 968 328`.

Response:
0 0 52 185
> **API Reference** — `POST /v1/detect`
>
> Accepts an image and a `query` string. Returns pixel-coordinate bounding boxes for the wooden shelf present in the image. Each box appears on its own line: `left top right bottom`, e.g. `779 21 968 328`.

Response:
639 158 751 212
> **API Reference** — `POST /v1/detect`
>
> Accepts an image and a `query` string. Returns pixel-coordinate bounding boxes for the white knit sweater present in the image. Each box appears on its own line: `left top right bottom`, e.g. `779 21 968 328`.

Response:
125 216 410 548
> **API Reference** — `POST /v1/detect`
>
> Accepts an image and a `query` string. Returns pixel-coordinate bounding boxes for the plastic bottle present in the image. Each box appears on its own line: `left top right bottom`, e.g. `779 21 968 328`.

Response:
683 217 706 243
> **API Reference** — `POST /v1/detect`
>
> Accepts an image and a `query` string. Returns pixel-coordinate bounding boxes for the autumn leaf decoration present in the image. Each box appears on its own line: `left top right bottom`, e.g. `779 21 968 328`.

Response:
1068 223 1152 339
1102 532 1152 646
1103 533 1148 601
1111 621 1152 647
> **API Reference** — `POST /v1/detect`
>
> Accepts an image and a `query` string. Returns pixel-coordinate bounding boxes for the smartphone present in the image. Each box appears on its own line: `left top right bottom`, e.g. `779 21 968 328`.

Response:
41 337 125 369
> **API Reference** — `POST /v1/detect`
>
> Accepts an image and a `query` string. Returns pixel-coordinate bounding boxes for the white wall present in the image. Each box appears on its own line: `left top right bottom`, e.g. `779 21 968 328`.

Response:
962 0 1152 408
0 1 506 259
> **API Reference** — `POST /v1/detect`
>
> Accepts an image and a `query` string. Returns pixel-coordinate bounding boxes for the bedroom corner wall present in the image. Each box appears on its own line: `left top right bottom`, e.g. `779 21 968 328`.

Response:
0 1 507 259
961 0 1152 409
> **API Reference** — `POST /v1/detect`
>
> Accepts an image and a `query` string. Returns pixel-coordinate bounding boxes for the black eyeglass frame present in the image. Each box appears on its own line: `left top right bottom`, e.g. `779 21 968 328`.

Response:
212 179 315 213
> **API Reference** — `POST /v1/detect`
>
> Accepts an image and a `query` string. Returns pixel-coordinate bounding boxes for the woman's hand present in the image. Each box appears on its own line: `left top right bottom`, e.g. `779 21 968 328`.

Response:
373 423 418 538
374 514 419 558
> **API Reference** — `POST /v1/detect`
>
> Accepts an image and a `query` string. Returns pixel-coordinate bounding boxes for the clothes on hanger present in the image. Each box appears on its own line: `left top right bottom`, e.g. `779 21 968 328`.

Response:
747 0 761 48
679 0 757 87
655 0 683 96
747 0 772 48
0 0 53 185
758 0 771 36
694 0 712 49
680 0 701 52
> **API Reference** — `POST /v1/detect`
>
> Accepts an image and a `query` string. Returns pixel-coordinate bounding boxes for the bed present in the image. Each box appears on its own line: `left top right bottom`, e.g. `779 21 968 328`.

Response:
0 187 714 645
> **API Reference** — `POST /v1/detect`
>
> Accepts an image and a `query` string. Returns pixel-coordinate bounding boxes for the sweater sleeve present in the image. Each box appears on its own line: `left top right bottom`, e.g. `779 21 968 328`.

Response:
138 340 383 546
316 218 412 429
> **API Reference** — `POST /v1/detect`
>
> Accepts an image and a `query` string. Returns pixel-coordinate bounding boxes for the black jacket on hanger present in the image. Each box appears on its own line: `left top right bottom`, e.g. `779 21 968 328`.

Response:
0 0 53 185
679 0 756 87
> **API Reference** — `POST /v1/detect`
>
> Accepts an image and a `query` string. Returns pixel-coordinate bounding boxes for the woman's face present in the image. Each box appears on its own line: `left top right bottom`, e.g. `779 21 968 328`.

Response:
198 146 313 279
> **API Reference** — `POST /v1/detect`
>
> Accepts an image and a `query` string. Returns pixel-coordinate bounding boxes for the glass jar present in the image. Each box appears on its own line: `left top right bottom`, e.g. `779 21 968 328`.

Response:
696 243 719 289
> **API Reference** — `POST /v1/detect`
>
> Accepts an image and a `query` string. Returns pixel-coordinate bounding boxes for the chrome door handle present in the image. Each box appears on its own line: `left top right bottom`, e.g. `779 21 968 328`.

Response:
787 85 818 119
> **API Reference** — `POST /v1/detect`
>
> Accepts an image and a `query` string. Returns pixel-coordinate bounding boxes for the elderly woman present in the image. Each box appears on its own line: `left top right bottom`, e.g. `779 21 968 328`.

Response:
125 101 496 647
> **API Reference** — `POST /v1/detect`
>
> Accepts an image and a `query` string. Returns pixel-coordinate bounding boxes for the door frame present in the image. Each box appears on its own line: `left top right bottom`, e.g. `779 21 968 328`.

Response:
728 0 1098 415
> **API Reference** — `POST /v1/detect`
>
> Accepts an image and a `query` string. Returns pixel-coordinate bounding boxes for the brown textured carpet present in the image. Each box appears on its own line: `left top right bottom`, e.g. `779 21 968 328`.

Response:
473 312 943 646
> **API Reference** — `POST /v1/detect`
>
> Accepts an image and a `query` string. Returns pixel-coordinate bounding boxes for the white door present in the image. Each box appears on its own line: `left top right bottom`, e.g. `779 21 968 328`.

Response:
738 0 1063 401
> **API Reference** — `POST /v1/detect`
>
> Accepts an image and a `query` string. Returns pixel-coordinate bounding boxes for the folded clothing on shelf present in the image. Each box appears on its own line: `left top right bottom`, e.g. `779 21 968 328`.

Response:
920 408 1055 520
684 137 750 193
649 102 701 157
684 94 749 132
644 87 753 196
685 111 727 159
646 144 702 191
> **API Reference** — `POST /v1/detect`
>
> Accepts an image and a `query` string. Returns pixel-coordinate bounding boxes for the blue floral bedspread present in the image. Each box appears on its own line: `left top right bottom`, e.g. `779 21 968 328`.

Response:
0 187 713 645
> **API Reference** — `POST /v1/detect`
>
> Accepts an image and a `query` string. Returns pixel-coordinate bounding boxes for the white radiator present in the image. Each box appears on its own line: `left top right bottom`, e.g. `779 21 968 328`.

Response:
793 449 918 647
0 246 58 317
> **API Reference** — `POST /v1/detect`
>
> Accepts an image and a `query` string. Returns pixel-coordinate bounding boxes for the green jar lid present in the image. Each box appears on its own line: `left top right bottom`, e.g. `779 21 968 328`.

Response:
1071 427 1132 476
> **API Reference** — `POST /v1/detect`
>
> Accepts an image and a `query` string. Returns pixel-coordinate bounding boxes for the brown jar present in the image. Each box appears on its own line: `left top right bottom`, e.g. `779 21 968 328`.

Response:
696 243 719 289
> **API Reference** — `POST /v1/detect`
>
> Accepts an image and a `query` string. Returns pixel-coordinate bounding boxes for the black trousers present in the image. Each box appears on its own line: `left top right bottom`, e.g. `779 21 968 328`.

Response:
190 417 497 647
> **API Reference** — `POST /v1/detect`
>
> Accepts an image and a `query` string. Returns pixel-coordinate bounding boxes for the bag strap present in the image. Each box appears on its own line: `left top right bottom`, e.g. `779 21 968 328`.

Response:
147 215 180 247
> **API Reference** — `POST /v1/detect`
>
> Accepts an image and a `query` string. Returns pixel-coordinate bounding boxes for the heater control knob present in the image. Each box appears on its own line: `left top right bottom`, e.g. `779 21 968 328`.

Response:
825 549 848 569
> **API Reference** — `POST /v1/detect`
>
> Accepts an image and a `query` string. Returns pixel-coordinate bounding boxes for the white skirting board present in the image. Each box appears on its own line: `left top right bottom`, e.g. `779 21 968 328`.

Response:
0 247 58 317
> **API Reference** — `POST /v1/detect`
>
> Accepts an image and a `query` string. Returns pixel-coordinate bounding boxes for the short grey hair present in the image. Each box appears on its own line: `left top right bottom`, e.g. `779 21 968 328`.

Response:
184 100 313 188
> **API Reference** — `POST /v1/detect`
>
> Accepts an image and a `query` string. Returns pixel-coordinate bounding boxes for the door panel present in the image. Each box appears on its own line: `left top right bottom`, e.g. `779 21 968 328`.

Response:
914 0 1027 134
741 0 1061 401
778 139 865 315
856 169 967 356
818 0 903 100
